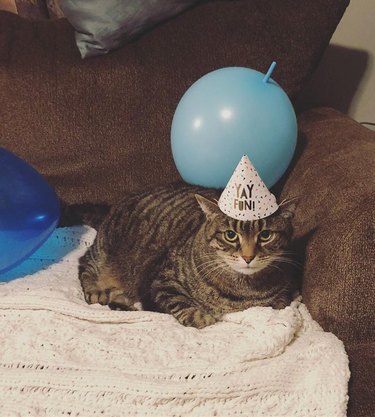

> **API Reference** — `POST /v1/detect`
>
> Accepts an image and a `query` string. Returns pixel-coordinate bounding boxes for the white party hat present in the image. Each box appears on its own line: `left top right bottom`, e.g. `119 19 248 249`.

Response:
218 155 279 221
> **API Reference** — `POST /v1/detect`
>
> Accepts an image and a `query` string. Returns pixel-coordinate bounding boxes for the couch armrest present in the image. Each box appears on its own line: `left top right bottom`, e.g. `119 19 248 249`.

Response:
346 342 375 417
281 108 375 344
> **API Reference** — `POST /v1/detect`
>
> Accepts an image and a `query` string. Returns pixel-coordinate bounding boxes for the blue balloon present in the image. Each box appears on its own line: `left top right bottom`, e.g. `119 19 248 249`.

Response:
171 65 297 188
0 148 60 278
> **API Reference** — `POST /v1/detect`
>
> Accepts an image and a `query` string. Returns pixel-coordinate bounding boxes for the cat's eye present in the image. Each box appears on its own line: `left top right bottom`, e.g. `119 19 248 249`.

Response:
259 230 273 242
224 230 238 242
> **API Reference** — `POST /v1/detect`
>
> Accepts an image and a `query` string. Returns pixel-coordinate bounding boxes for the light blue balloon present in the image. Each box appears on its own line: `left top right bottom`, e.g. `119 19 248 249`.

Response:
171 65 297 188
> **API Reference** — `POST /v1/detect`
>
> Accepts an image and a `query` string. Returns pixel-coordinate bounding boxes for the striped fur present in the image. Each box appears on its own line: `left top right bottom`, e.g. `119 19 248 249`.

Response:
78 183 297 328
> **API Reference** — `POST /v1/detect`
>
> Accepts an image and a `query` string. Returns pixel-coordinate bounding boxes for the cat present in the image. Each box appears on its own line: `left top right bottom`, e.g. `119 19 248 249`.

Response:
63 183 297 328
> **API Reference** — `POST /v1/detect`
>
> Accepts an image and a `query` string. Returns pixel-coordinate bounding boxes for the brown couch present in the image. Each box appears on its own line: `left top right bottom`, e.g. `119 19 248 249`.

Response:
0 1 374 416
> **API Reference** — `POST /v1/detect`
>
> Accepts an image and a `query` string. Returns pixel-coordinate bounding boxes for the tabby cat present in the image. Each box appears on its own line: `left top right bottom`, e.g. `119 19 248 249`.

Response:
69 183 297 328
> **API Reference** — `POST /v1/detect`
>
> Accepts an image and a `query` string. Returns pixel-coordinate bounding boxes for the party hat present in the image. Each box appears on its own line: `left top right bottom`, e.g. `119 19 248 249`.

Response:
218 155 279 221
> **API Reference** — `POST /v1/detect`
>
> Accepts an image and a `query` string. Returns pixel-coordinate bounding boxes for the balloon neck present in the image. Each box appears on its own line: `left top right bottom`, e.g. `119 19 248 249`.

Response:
263 61 277 83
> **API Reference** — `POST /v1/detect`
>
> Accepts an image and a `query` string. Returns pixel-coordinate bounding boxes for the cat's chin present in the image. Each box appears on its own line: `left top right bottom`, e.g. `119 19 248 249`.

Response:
226 263 266 276
233 266 263 276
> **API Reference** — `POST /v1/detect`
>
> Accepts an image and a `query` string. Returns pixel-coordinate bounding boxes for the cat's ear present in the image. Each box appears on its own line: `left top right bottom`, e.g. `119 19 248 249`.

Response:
195 194 221 218
278 197 298 219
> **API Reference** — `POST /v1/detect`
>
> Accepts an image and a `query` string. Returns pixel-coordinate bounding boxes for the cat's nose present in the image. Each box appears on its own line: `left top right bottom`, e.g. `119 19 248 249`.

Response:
242 255 254 264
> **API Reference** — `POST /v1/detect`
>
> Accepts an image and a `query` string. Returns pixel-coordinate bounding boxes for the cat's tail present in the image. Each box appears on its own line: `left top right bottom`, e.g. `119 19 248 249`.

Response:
58 201 111 229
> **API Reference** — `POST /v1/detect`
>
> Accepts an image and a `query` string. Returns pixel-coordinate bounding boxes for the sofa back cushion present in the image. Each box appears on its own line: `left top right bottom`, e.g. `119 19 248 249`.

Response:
0 0 349 204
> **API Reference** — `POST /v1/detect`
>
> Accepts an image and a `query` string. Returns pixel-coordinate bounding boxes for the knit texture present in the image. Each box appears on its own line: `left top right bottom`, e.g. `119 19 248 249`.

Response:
0 226 350 417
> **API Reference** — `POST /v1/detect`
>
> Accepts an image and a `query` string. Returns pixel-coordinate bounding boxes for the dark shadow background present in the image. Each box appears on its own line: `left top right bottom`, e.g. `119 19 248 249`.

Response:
295 44 369 115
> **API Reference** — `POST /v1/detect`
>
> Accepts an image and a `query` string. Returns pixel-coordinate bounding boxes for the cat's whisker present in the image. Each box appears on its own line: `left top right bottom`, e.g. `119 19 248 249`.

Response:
271 256 302 268
272 256 297 264
196 260 219 268
196 259 222 271
211 267 225 287
201 267 224 282
265 263 284 273
279 196 298 207
199 261 223 274
273 254 300 264
276 253 300 262
196 262 224 277
200 262 226 281
276 250 297 257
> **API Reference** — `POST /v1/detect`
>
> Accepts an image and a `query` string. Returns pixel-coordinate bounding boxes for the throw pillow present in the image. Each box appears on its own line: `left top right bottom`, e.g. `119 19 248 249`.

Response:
59 0 201 58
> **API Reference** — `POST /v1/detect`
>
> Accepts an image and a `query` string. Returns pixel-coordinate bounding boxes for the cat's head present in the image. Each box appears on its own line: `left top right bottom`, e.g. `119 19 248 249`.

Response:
195 194 296 276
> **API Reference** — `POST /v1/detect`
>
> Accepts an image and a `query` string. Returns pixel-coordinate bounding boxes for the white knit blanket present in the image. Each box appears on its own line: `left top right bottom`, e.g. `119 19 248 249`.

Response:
0 227 350 417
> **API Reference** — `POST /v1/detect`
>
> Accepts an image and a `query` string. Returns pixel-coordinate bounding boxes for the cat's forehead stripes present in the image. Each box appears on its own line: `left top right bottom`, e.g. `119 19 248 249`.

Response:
228 218 265 235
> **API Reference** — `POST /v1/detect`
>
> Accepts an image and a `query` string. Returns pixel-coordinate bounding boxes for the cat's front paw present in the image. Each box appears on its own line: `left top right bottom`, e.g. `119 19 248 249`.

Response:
174 308 218 329
84 287 136 310
84 289 109 305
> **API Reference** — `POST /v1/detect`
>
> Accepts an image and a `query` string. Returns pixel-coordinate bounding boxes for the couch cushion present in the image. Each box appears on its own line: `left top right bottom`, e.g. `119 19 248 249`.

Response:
281 107 375 344
0 0 349 204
